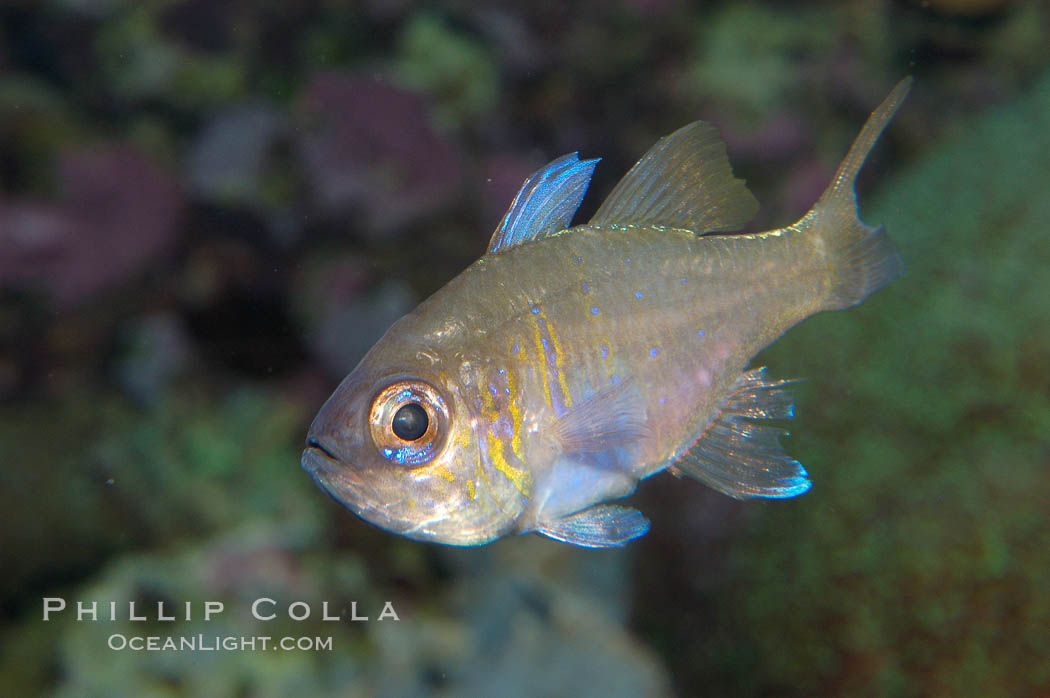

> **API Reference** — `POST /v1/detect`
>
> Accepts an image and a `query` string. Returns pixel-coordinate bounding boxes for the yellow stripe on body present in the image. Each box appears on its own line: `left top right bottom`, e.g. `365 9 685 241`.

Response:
505 366 524 461
529 308 573 412
545 314 573 409
486 430 531 496
433 464 455 482
529 313 554 411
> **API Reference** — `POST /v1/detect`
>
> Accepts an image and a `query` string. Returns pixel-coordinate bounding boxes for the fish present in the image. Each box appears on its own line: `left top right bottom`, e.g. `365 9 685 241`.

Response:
302 78 912 548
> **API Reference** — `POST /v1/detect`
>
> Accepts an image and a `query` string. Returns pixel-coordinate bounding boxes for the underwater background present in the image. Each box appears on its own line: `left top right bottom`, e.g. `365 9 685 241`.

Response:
1 1 1048 696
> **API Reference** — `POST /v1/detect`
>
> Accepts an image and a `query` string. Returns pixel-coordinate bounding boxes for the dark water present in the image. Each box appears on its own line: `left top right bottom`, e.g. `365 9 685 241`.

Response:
2 2 1048 696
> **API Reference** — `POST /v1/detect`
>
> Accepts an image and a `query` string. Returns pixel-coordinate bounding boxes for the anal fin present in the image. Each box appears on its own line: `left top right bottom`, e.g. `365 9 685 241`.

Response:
676 367 811 499
534 505 650 548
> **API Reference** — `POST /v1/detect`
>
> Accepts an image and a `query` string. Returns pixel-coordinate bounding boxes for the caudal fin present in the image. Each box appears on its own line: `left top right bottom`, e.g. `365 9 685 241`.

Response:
802 78 911 310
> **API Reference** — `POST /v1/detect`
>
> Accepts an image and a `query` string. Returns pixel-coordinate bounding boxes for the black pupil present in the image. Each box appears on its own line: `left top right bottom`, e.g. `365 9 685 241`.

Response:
391 403 428 441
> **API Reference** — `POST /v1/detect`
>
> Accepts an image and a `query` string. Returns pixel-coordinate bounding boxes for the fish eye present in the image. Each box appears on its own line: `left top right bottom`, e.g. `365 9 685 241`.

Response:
391 403 428 441
368 380 449 466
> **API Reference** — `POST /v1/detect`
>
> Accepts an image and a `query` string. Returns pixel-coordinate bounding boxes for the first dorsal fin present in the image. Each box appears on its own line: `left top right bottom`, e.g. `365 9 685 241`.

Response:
589 121 758 234
487 153 600 254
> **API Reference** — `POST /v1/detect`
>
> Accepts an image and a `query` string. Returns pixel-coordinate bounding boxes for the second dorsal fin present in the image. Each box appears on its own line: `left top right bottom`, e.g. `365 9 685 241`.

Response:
589 121 758 234
487 153 600 254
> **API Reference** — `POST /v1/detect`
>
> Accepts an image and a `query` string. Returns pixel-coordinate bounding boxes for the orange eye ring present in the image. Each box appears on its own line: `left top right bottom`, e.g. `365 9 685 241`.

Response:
368 380 449 466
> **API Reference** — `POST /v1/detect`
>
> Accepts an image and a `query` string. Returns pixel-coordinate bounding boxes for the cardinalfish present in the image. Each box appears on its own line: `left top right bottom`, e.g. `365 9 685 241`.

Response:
303 79 911 548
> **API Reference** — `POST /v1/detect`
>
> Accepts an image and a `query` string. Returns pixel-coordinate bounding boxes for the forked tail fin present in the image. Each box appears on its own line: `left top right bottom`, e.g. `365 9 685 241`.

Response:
801 77 911 310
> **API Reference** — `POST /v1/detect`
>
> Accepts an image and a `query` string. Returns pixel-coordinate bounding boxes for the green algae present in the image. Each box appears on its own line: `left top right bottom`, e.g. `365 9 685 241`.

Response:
686 3 840 121
94 4 247 108
0 382 317 612
393 13 498 129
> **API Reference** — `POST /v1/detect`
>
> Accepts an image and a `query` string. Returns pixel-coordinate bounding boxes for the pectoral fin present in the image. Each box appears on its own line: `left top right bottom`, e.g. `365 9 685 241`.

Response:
534 504 650 548
676 367 811 499
552 377 648 453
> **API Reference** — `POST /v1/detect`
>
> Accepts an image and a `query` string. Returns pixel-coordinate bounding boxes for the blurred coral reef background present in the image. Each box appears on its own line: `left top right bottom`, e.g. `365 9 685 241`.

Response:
1 1 1048 696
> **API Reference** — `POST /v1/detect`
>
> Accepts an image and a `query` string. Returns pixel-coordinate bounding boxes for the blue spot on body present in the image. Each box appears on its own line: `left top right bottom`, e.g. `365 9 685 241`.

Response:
581 281 590 295
590 306 600 316
530 303 541 315
626 258 632 263
610 375 621 385
681 277 688 284
697 329 706 338
634 291 644 299
573 255 583 266
513 342 520 353
650 347 661 358
600 344 609 358
498 368 505 375
659 396 667 404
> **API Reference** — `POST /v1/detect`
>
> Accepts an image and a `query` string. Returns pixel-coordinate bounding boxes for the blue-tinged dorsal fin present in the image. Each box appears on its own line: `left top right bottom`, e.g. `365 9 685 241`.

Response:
534 504 650 548
590 121 758 234
552 377 648 453
675 367 811 499
487 153 600 254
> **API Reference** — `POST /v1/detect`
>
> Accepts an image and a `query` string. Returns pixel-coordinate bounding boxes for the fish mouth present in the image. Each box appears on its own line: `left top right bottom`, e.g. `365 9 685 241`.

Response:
300 442 415 535
301 441 498 545
305 436 338 461
301 441 356 488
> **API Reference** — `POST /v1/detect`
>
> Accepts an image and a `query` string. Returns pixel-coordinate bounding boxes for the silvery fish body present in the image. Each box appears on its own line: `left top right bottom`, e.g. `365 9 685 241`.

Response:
303 80 911 547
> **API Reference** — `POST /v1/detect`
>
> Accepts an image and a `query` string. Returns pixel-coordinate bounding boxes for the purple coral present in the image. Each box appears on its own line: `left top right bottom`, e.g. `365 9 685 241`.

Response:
0 146 180 308
295 74 461 238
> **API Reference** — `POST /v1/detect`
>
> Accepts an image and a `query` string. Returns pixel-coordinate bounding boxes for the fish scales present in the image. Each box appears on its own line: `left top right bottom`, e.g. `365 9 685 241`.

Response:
302 79 911 547
438 224 827 476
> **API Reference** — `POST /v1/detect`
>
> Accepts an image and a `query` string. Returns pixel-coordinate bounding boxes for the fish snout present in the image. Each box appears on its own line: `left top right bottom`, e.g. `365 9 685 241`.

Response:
300 437 357 485
301 441 334 478
300 441 372 512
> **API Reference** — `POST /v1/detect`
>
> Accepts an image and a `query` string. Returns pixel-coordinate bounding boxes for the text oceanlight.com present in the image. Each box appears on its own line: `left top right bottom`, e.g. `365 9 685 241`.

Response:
107 634 334 652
